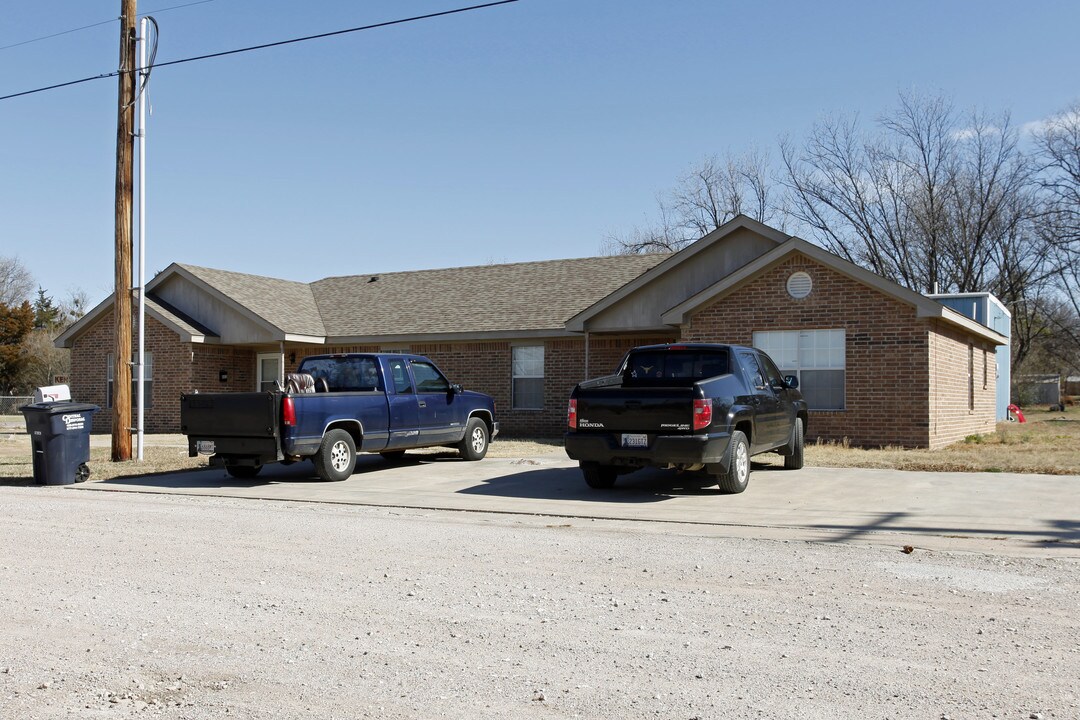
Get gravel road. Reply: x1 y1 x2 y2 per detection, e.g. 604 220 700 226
1 487 1077 719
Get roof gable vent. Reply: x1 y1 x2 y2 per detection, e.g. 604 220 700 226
786 271 812 299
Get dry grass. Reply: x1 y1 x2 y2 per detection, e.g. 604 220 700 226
2 408 1076 483
757 404 1080 475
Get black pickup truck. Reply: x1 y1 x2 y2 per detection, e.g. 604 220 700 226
181 353 498 481
564 343 807 493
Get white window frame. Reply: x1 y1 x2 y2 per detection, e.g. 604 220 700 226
511 345 544 410
753 329 846 411
257 352 282 392
106 352 153 409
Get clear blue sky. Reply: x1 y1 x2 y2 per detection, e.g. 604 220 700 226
2 0 1078 306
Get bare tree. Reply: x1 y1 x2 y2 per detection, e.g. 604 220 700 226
781 92 1038 295
1034 102 1080 247
0 256 34 306
606 149 781 254
1030 102 1080 373
60 288 90 327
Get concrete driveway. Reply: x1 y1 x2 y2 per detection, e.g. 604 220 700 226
70 450 1080 559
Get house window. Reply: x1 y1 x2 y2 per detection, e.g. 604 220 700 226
106 352 153 409
753 329 845 410
512 345 544 410
968 344 975 411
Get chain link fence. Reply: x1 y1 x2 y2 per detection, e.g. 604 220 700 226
0 396 33 415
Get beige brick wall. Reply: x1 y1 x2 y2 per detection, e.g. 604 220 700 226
681 254 933 448
927 322 997 449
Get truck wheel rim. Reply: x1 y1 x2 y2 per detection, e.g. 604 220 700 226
735 442 749 483
330 441 351 472
470 427 486 452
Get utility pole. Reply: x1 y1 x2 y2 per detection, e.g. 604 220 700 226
112 0 137 461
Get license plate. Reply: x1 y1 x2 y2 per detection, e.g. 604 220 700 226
621 434 649 448
196 440 216 455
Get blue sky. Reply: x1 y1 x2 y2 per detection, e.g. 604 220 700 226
2 0 1078 305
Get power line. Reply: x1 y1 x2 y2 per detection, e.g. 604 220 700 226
0 0 217 53
0 0 520 102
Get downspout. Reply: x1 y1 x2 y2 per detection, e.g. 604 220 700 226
584 331 590 379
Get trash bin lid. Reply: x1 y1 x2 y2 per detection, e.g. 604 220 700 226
20 401 100 415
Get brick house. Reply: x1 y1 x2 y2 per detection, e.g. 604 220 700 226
57 216 1006 448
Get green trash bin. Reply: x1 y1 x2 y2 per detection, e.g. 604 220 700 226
20 402 100 485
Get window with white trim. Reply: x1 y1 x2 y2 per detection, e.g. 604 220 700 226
753 329 845 410
106 352 153 409
512 345 544 410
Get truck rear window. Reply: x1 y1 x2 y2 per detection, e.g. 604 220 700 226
621 350 729 386
297 356 382 392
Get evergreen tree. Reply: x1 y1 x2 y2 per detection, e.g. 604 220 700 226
33 287 61 330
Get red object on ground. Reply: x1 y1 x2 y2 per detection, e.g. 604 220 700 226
1007 403 1026 423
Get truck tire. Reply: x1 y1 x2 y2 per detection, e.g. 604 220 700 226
225 464 262 479
581 462 617 489
458 417 489 461
783 418 805 470
715 430 750 494
315 429 356 482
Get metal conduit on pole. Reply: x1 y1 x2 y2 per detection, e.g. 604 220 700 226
136 16 149 461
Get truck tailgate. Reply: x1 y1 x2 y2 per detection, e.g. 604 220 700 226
180 392 283 462
181 392 280 437
576 386 698 434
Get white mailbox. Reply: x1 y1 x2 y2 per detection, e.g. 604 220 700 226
33 384 72 404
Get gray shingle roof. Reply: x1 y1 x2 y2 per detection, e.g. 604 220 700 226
171 254 670 339
176 264 327 337
310 254 671 337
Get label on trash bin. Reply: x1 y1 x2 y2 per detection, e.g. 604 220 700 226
61 413 86 431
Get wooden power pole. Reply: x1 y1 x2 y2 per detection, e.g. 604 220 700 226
112 0 137 461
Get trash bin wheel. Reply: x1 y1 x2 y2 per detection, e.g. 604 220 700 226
75 463 90 483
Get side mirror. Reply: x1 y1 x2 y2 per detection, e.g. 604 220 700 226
450 383 463 395
783 375 799 389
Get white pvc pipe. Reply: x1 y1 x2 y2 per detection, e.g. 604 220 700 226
136 17 148 461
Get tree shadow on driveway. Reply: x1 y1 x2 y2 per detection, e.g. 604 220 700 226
808 512 1080 550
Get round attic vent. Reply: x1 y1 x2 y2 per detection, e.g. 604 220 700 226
787 271 813 299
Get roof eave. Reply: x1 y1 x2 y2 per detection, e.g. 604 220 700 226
53 292 215 348
327 328 581 345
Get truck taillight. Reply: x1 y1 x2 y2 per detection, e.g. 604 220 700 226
693 398 712 430
283 396 297 427
567 399 577 430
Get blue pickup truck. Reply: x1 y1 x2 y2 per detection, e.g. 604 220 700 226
180 353 498 481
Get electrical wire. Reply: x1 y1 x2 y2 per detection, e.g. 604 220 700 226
0 0 216 53
0 0 520 103
129 16 160 108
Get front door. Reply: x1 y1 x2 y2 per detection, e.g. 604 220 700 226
256 353 281 392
